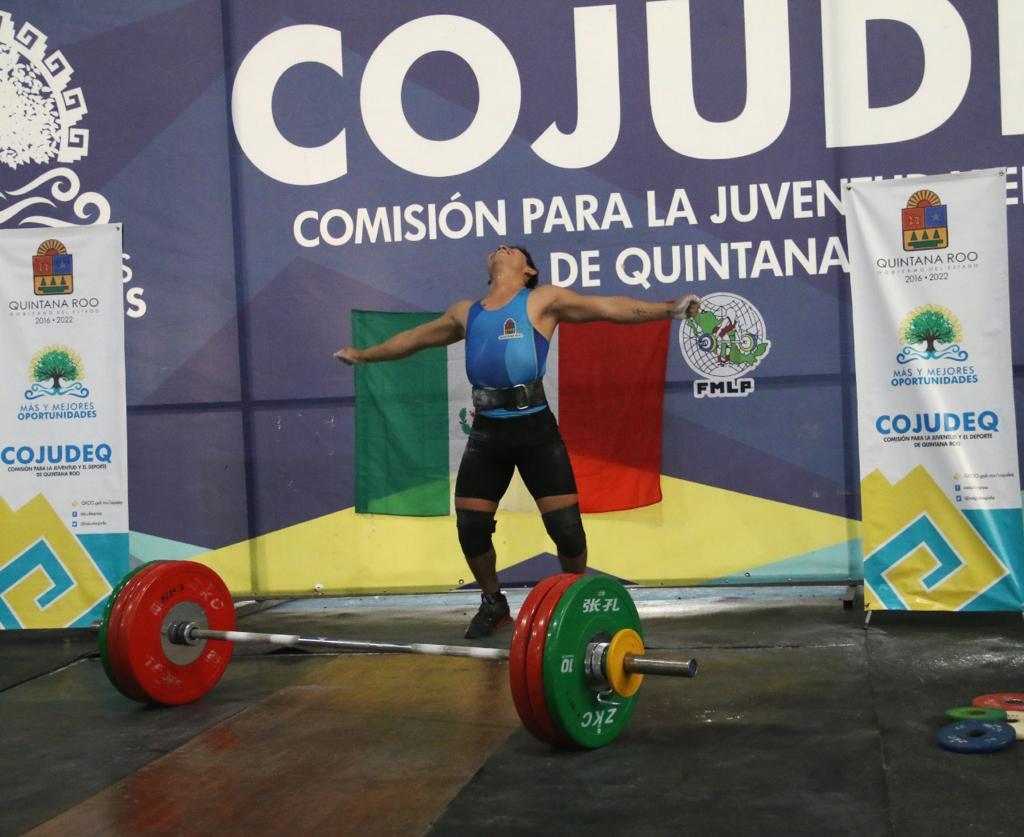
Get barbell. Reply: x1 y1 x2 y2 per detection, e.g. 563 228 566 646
97 560 697 748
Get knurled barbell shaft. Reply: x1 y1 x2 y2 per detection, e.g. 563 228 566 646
175 624 697 677
182 626 510 661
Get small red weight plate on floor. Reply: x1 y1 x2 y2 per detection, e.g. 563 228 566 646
973 693 1024 712
115 560 236 705
107 563 166 702
509 574 572 743
525 574 581 747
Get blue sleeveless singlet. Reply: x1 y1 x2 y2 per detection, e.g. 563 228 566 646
465 288 550 418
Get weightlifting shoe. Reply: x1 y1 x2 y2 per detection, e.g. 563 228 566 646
464 591 512 639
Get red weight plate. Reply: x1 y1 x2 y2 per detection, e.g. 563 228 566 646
973 693 1024 712
509 574 571 743
525 574 582 746
107 563 166 702
109 563 181 702
116 561 236 705
99 561 165 697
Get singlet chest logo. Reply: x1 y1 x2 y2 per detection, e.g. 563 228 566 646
497 317 525 341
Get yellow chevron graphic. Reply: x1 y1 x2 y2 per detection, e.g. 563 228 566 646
192 476 855 596
0 494 111 628
861 466 1007 611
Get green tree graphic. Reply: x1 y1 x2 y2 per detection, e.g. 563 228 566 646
904 309 955 353
32 348 79 390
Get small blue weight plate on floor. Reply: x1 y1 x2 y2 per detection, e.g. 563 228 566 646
937 721 1016 754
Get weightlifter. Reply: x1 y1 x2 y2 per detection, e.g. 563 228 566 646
336 245 699 639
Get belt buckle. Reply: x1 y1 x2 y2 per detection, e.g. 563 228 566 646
512 383 530 410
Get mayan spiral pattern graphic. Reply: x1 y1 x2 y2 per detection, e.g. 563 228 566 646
0 11 87 169
0 11 110 226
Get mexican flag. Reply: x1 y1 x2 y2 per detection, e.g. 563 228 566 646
353 311 671 516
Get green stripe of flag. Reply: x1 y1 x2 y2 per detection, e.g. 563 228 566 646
353 311 450 515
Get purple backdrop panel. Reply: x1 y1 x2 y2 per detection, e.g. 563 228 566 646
127 409 249 548
249 404 355 537
662 379 854 519
244 258 432 402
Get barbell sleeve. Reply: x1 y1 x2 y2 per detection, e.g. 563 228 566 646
623 655 698 678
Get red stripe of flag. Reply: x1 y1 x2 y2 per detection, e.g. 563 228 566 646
558 320 671 513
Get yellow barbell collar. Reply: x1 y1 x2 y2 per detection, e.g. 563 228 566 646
605 628 645 697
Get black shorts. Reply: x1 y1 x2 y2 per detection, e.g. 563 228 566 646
454 408 578 503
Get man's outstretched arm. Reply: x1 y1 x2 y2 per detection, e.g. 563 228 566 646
335 302 469 365
541 286 699 325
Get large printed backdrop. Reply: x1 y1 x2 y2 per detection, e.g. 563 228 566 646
1 1 1022 607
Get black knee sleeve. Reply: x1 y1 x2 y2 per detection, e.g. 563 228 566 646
541 504 586 559
456 508 496 558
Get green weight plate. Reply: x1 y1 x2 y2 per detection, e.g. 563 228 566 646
947 706 1008 722
98 561 163 696
542 574 642 748
525 575 579 747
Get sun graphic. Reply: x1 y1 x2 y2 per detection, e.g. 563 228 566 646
906 190 942 209
36 239 68 256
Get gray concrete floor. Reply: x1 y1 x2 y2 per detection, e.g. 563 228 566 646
2 588 1023 835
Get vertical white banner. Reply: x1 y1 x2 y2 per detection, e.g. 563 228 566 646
0 224 127 628
846 170 1024 611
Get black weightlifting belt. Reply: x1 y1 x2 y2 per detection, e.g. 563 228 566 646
471 379 547 411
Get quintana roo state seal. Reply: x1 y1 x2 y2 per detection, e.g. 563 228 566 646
0 10 109 226
678 293 771 398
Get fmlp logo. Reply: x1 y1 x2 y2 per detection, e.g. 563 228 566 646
901 190 948 251
679 293 771 398
32 239 73 295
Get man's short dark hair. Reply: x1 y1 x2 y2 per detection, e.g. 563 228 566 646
515 245 539 288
